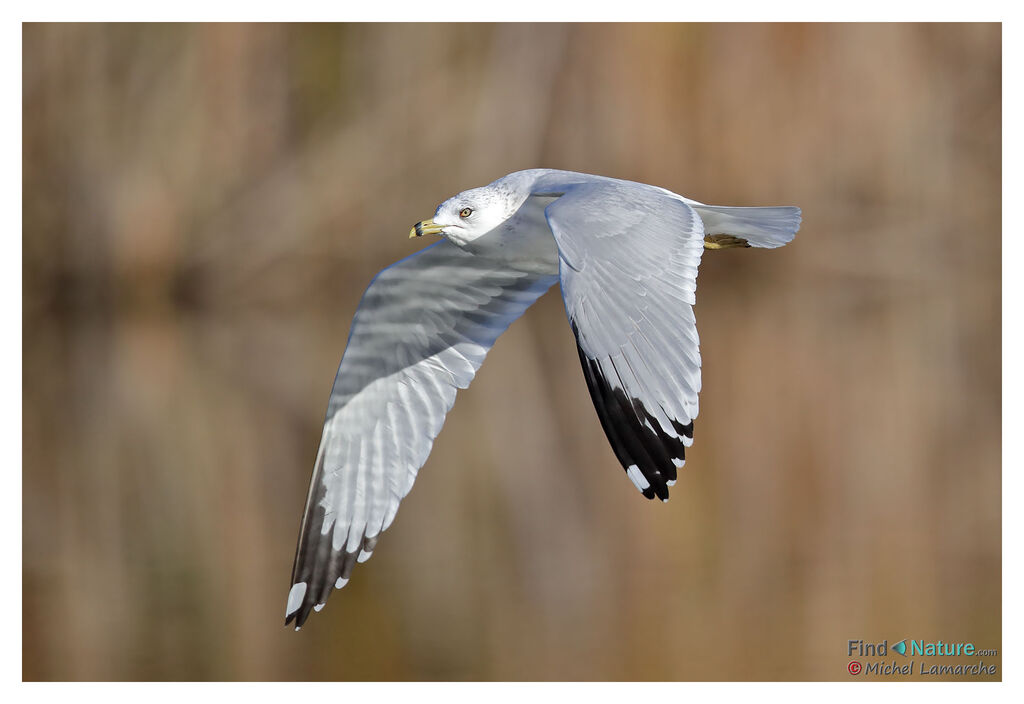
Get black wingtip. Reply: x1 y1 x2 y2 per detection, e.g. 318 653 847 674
286 601 314 631
571 319 693 502
652 481 669 502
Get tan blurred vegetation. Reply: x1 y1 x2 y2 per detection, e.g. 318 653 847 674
22 23 1000 681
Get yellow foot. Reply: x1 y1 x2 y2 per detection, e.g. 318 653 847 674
704 234 751 250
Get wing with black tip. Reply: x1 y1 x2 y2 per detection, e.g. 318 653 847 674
544 182 705 501
286 240 557 628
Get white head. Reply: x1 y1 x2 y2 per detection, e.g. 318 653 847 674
409 181 526 246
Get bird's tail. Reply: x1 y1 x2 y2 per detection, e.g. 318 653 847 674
691 204 802 249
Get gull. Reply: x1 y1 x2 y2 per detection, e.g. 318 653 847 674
285 169 801 628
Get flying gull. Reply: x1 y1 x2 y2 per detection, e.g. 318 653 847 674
286 169 801 628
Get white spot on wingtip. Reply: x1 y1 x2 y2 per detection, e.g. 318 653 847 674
295 626 301 632
314 603 325 612
666 479 677 486
661 498 669 503
357 549 373 563
335 577 349 589
286 582 307 616
671 458 685 468
626 464 649 491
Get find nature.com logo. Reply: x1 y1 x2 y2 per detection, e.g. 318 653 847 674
846 639 998 677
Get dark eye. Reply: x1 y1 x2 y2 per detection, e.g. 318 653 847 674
459 207 473 218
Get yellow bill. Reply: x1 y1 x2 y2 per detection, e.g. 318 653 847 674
409 219 445 239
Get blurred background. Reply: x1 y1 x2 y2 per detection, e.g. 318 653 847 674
23 23 1000 680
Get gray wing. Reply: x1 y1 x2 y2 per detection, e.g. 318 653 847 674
287 240 557 628
544 182 705 501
